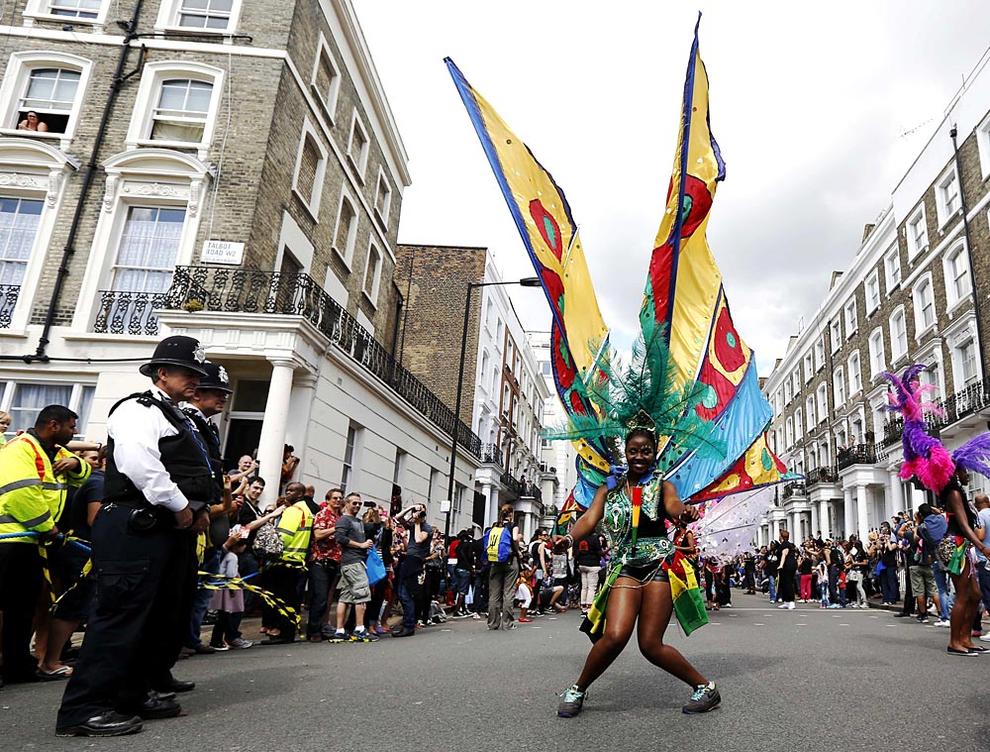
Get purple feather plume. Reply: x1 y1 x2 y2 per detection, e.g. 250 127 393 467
952 433 990 479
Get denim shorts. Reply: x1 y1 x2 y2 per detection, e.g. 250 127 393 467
453 567 471 595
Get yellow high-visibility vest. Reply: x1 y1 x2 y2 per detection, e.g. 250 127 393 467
276 500 312 565
0 433 91 542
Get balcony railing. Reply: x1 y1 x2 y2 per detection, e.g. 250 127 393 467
837 443 884 470
806 466 838 486
782 482 806 500
500 471 524 496
93 290 168 335
0 283 18 329
480 443 504 468
98 266 483 459
943 378 990 426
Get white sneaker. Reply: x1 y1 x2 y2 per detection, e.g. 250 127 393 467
777 603 788 609
980 634 990 642
933 619 951 627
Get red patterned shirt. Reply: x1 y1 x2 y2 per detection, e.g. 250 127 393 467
311 506 342 563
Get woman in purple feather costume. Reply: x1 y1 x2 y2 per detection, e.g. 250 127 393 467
884 365 990 656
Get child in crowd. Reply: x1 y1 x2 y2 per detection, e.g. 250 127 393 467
210 526 253 650
516 562 534 623
816 556 830 608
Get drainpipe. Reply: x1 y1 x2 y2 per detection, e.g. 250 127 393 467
30 2 146 361
949 125 986 373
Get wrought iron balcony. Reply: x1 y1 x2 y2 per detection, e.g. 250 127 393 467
97 266 484 459
943 378 990 426
0 283 18 329
93 290 167 335
782 482 806 500
806 466 838 486
837 443 884 470
500 471 524 496
480 443 504 467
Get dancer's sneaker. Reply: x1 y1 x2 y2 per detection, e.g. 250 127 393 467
682 681 721 714
557 685 587 718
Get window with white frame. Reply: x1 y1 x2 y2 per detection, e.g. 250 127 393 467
110 206 186 293
844 298 857 336
374 169 392 226
292 123 327 218
805 396 815 431
150 78 213 145
803 352 814 383
332 193 358 267
47 0 103 20
814 339 825 370
833 366 846 407
126 62 222 154
884 246 901 290
935 167 961 226
977 111 990 180
176 0 234 29
870 397 886 438
792 370 801 397
14 67 81 136
155 0 241 33
913 276 936 333
785 417 793 448
865 270 881 314
346 111 370 180
919 361 942 400
868 328 886 376
830 318 842 352
905 206 928 258
0 197 43 287
848 351 862 395
851 415 864 445
0 381 94 437
340 423 359 491
943 242 971 308
836 426 847 449
956 338 979 387
311 35 341 121
816 383 828 422
362 242 382 305
795 408 803 440
784 379 792 404
889 308 908 362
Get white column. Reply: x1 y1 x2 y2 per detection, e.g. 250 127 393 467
912 487 927 513
856 484 870 540
810 504 820 538
819 499 830 537
484 483 498 527
843 488 854 539
257 359 295 508
285 371 318 484
888 471 905 518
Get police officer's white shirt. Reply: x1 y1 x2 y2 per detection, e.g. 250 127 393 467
107 386 194 513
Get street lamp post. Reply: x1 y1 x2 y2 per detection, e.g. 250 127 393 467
443 277 542 542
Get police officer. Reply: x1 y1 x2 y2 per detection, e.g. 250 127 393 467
183 361 233 654
56 336 214 737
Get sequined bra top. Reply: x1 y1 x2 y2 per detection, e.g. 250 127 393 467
600 471 674 566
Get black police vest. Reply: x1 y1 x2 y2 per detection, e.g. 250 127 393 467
185 409 224 500
104 392 215 507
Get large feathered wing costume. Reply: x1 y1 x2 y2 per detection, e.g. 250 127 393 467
445 16 792 518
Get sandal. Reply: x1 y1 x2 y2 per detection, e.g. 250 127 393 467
36 665 73 680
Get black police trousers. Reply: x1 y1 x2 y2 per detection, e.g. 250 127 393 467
57 503 196 727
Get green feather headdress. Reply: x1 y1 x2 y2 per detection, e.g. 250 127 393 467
545 327 725 466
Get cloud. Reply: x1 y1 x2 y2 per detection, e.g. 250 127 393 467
356 0 990 375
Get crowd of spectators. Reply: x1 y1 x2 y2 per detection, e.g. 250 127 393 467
701 499 990 642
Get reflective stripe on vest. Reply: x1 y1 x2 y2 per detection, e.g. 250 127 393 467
0 510 52 527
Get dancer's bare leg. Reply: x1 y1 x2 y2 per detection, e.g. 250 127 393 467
574 580 640 691
636 580 707 687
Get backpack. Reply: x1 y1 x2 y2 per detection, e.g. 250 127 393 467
252 521 284 560
484 525 513 564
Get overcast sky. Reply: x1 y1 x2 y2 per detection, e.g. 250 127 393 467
356 1 990 374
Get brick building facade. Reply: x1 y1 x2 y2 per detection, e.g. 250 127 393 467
0 0 483 521
758 49 990 546
395 243 553 533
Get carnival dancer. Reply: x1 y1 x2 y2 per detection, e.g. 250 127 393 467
554 426 720 718
883 364 990 657
57 336 214 736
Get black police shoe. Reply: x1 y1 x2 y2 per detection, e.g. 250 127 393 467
56 711 143 737
129 691 182 720
154 677 195 693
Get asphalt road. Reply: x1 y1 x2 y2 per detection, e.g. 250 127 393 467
2 594 988 752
